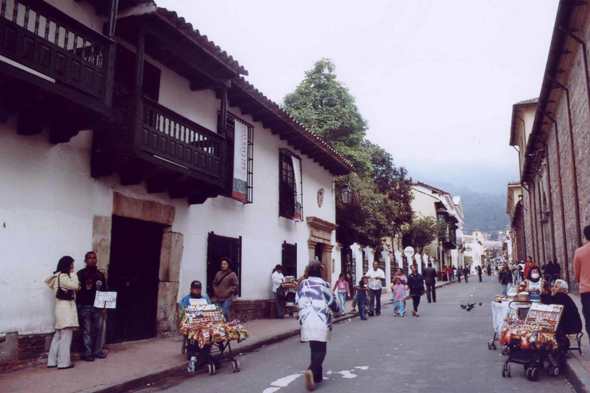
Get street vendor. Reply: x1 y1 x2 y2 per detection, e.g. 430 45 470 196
520 265 550 302
180 280 211 309
541 279 582 335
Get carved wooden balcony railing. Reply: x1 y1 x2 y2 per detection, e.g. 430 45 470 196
0 0 112 102
140 96 224 182
92 94 227 202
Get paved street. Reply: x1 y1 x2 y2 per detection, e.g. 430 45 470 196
133 277 575 393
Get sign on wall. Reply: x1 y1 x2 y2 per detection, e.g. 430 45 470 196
232 119 249 201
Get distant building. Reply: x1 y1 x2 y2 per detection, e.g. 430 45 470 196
410 182 465 276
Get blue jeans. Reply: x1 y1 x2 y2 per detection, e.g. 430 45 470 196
502 284 508 298
358 296 367 319
273 291 283 318
351 294 358 309
78 306 106 357
337 291 346 314
217 300 233 322
393 300 404 316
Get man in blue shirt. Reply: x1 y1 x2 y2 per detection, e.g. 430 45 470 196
180 280 211 309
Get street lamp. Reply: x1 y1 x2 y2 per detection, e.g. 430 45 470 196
340 183 352 204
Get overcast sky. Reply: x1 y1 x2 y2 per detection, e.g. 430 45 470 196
157 0 558 195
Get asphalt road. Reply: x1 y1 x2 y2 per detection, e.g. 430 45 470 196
133 276 575 393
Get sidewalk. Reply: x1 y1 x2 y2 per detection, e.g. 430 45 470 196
0 280 455 393
562 292 590 393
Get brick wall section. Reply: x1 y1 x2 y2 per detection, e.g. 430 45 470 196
523 12 590 291
230 299 273 322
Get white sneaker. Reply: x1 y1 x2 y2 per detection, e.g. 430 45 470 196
305 370 315 391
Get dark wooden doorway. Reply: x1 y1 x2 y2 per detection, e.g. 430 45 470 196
206 232 242 299
107 216 164 344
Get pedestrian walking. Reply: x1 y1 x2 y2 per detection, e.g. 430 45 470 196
477 265 483 282
523 256 535 279
271 264 285 319
45 256 80 369
76 251 108 362
296 260 339 391
552 261 562 285
391 277 406 316
365 261 385 316
442 266 448 281
423 262 437 303
498 263 513 298
463 266 469 283
542 260 553 283
354 277 369 320
574 225 590 339
449 265 455 281
407 265 425 317
212 257 239 322
457 266 462 283
333 273 351 315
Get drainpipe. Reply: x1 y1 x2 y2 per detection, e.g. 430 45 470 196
546 75 582 248
522 182 537 263
108 0 119 38
542 111 570 285
532 179 544 264
559 26 590 140
539 141 556 263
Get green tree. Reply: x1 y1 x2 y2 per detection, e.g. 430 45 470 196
401 215 443 254
283 59 414 249
283 59 372 176
365 140 413 239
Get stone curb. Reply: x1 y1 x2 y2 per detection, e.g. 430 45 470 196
565 354 590 393
79 280 457 393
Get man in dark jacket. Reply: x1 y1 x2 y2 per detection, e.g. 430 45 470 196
463 266 469 283
498 263 513 298
477 265 483 282
77 251 108 361
423 262 437 303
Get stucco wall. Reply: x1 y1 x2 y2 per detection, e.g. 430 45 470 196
0 96 338 335
44 0 106 34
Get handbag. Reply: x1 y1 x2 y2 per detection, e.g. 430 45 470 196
55 274 75 301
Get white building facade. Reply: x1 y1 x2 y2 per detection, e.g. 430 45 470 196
0 0 353 367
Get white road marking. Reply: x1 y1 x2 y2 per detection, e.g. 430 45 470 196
336 370 357 379
355 366 369 370
270 373 302 387
263 388 281 393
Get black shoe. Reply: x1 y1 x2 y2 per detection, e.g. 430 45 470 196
82 356 95 362
433 301 436 303
58 364 75 369
376 312 381 316
93 352 107 359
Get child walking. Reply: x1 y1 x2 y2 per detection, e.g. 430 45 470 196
391 277 406 316
354 277 369 320
333 273 351 314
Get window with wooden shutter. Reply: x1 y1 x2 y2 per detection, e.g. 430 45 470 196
282 242 297 278
279 149 302 219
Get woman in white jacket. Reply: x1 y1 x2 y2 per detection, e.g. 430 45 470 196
45 256 80 369
296 260 339 391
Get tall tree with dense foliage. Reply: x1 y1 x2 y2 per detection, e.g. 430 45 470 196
283 59 372 176
401 215 444 255
283 59 414 249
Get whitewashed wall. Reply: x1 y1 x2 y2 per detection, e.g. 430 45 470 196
0 74 337 336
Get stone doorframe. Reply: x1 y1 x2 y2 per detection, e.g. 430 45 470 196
306 216 338 285
92 192 184 337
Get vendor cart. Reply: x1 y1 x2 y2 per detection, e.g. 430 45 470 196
499 302 566 381
188 340 240 375
278 282 298 318
180 302 249 375
489 300 532 351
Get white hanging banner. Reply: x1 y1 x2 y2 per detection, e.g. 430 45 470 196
232 119 248 201
291 156 303 220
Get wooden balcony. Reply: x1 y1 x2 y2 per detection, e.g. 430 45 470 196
92 94 228 204
0 0 114 141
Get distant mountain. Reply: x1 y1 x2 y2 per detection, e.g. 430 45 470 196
414 178 510 234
